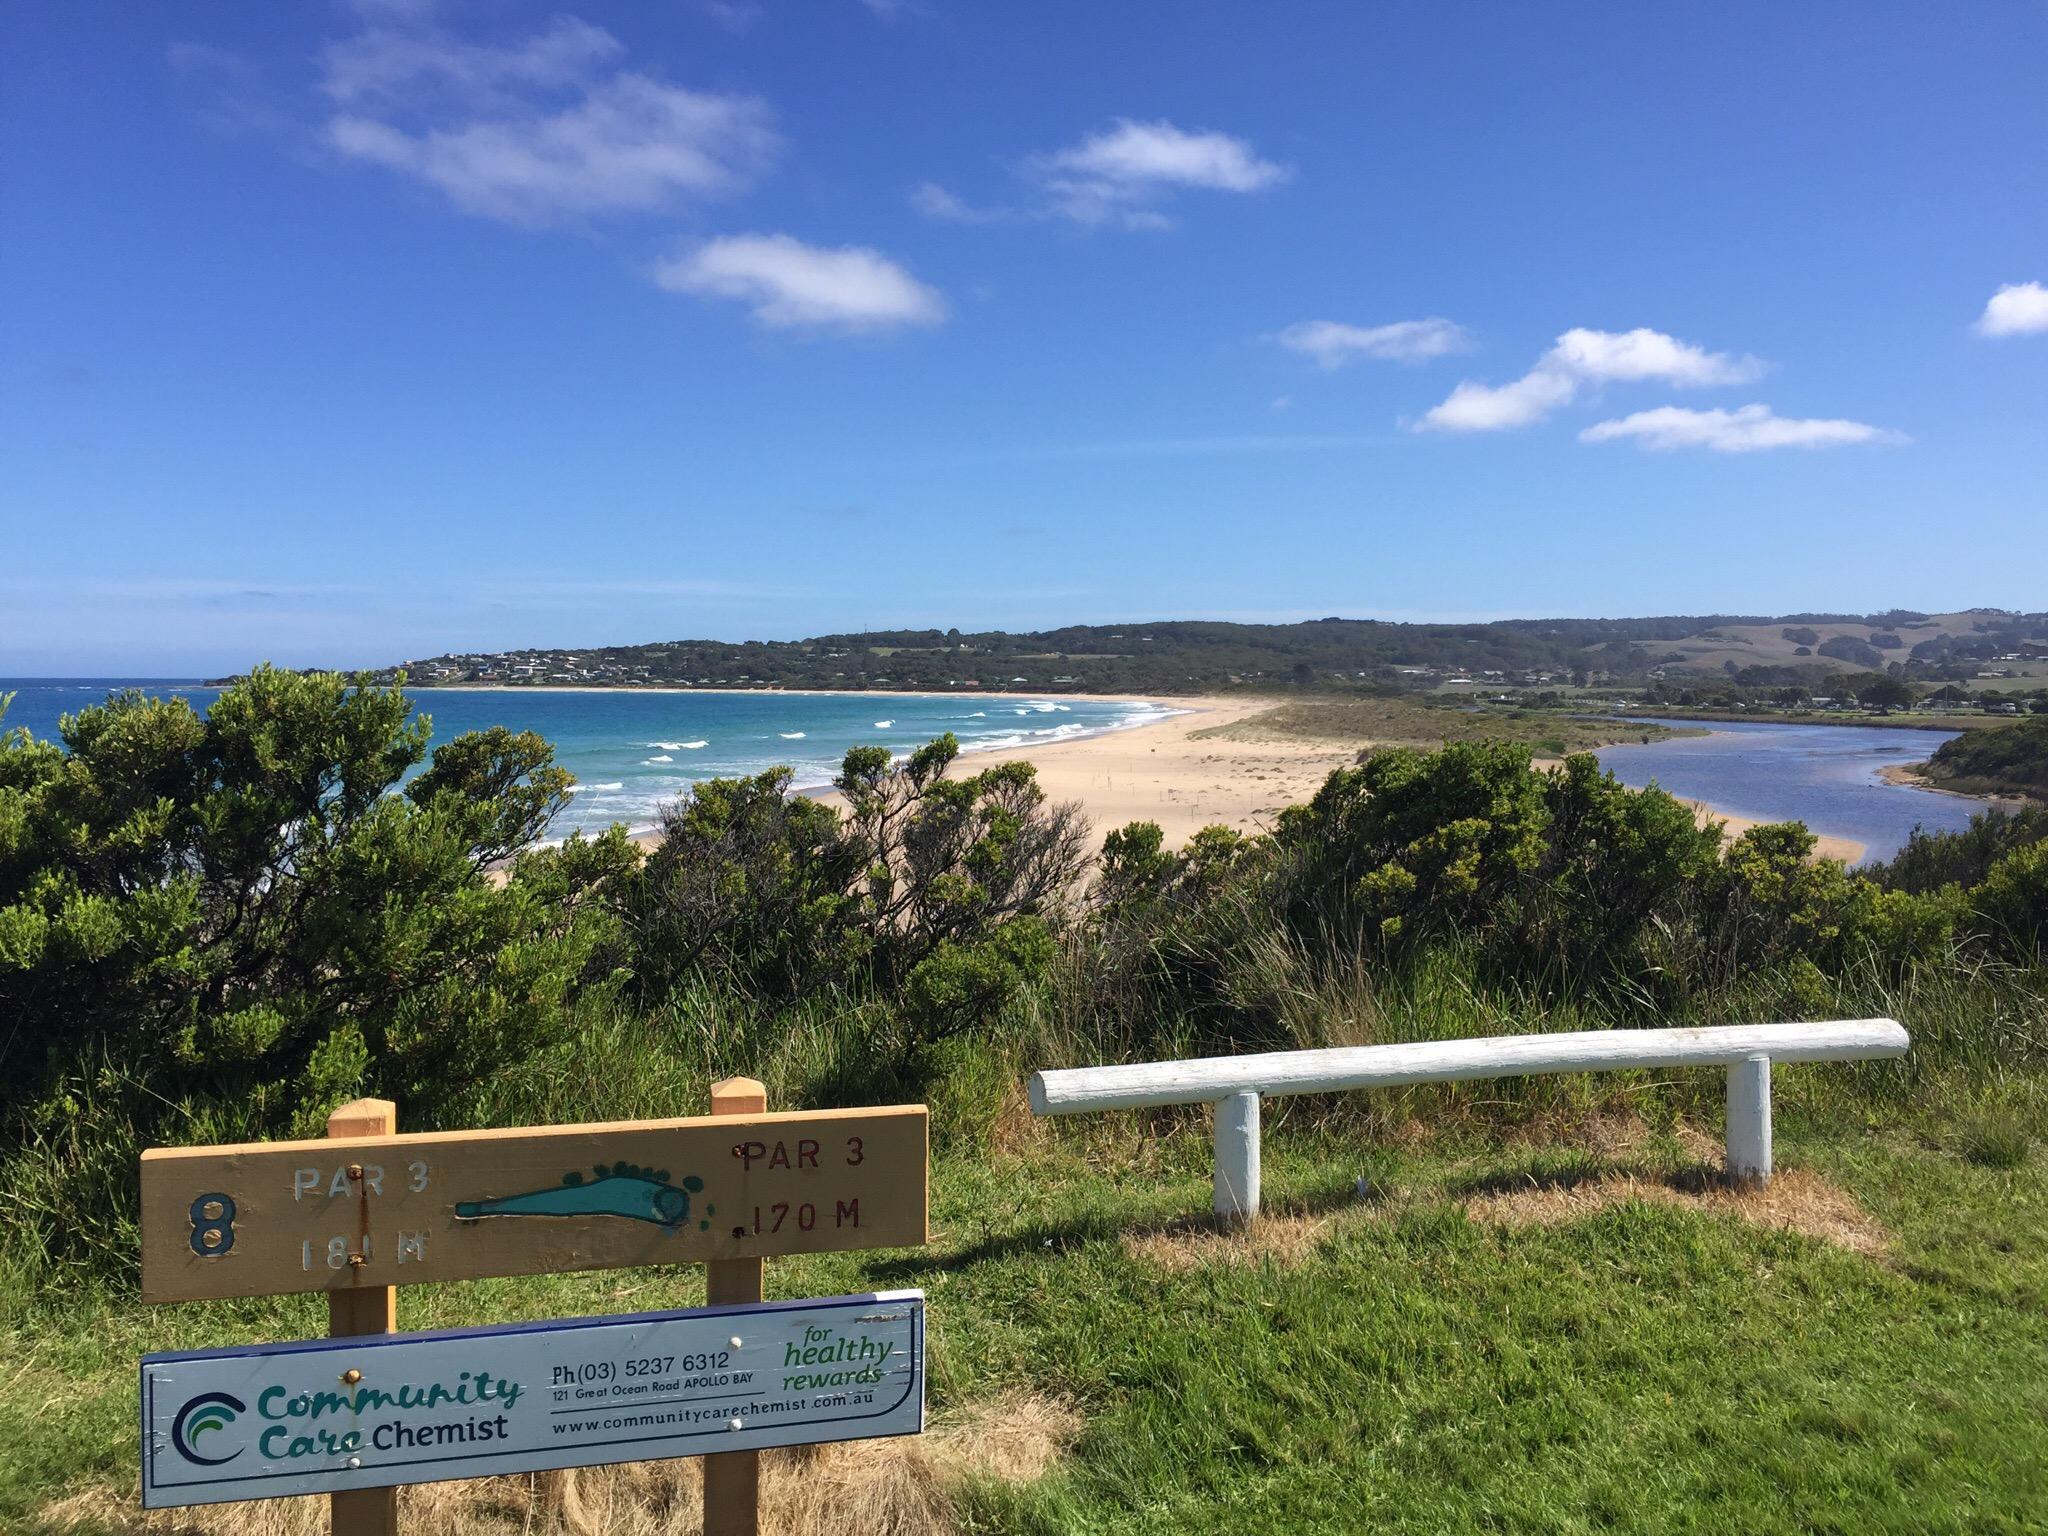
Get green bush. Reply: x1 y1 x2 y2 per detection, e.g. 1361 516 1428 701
631 734 1091 1005
629 765 870 1001
0 670 635 1272
1277 740 1551 942
1868 806 2048 893
1977 839 2048 959
900 914 1057 1046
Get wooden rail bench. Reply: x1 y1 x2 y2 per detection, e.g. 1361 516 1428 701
1027 1020 1910 1223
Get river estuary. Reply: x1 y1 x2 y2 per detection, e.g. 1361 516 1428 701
1592 717 1981 866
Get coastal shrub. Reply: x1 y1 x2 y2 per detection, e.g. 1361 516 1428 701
1077 821 1286 1049
630 765 871 1002
1523 751 1723 988
1921 715 2048 797
1074 744 2043 1057
837 734 1091 972
1869 807 2048 894
0 669 633 1270
1275 740 1551 941
1705 823 1872 974
1267 744 1725 994
1977 840 2048 960
899 915 1057 1047
629 734 1090 1007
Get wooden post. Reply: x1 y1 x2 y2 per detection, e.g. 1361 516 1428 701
703 1077 767 1536
1213 1090 1260 1226
1725 1054 1772 1186
326 1097 400 1536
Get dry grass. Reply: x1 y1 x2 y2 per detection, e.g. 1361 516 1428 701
1122 1211 1339 1274
37 1393 1080 1536
984 1081 1050 1160
1462 1166 1888 1257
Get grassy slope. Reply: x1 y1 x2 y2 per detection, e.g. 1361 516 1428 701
1194 696 1692 756
7 1103 2043 1534
1921 716 2048 799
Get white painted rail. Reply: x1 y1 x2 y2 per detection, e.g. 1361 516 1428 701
1027 1020 1908 1222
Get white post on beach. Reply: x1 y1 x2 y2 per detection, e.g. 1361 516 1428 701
1213 1090 1260 1225
1725 1053 1772 1186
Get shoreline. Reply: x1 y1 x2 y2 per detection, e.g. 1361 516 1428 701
807 695 1305 849
1676 798 1864 865
834 700 1871 862
1876 762 2033 809
569 696 1870 868
1617 707 1983 735
621 696 1214 853
403 683 1189 704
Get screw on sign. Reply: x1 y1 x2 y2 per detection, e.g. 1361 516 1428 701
138 1084 930 1536
139 1292 927 1509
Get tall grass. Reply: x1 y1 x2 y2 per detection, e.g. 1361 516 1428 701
5 901 2043 1307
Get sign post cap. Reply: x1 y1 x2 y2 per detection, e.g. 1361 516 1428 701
710 1078 768 1113
325 1098 398 1137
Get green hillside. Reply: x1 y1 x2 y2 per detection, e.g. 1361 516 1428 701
1923 715 2048 797
330 608 2048 695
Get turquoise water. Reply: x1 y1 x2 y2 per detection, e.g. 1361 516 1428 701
0 680 1178 838
1593 717 1975 865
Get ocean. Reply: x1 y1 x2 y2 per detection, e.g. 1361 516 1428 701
0 680 1180 839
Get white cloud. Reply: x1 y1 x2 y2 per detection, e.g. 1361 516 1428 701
910 181 1012 225
1975 281 2048 337
1279 318 1470 368
321 17 777 225
321 16 622 106
1422 370 1579 432
1548 327 1762 386
656 234 947 331
1046 119 1287 194
697 1 763 31
1037 120 1286 228
1418 326 1763 432
1579 404 1904 453
917 118 1285 231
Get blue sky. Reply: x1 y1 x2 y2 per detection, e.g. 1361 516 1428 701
4 1 2045 675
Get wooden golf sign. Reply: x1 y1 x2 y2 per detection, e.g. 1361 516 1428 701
141 1104 927 1304
139 1085 931 1536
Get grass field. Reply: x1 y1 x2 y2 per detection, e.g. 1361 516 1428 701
8 1073 2043 1534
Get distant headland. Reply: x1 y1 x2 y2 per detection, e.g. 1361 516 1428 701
212 607 2048 700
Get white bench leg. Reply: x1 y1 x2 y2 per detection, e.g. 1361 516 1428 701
1726 1053 1772 1186
1214 1090 1261 1225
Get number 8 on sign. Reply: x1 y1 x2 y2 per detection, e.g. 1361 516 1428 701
188 1193 236 1257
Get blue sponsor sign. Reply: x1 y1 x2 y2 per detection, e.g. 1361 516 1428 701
141 1291 923 1508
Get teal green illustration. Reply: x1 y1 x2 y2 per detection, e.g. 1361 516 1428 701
454 1162 714 1232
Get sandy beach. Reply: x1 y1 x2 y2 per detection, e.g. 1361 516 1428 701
1876 761 2029 805
778 696 1334 850
1676 800 1862 864
812 695 1871 863
941 695 1356 846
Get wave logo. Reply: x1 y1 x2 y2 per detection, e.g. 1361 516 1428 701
170 1392 246 1465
